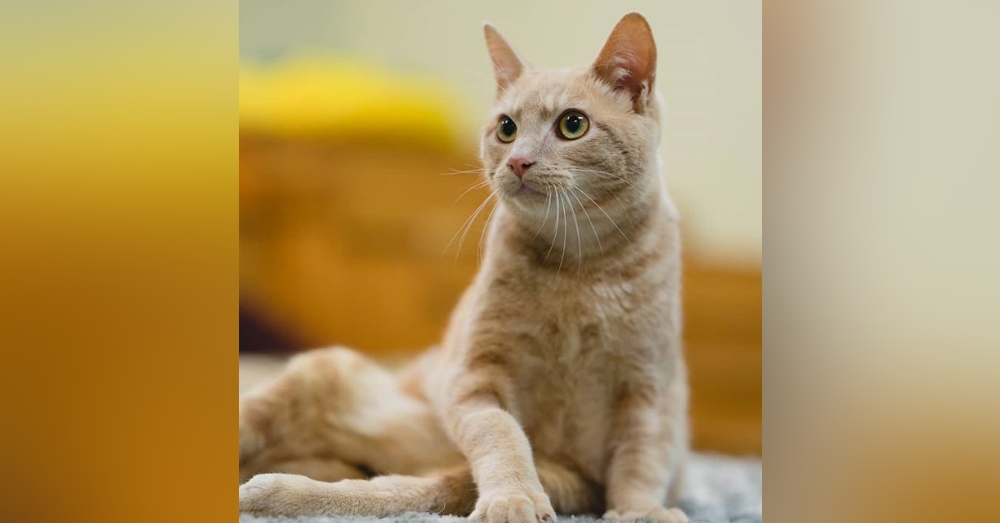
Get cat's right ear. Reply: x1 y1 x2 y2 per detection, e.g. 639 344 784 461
483 23 527 94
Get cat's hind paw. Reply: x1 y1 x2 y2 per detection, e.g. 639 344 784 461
239 473 313 516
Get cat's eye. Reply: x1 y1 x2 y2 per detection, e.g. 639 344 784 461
496 116 517 143
557 110 590 140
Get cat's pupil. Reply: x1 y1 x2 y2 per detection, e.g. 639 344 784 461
501 118 516 136
565 115 581 133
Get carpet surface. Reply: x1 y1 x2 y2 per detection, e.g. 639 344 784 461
239 452 761 523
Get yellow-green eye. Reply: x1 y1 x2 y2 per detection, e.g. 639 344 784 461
497 116 517 143
557 111 590 140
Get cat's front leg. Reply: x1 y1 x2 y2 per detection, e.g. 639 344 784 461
602 377 689 523
441 362 555 523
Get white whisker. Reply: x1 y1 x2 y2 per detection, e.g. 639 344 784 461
570 169 637 213
477 197 500 264
454 191 497 263
532 189 553 241
545 193 561 262
450 180 492 207
570 188 603 256
556 191 568 278
443 191 496 260
574 187 634 246
566 192 583 269
573 168 637 189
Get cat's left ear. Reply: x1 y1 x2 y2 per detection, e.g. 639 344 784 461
484 23 528 95
592 12 657 112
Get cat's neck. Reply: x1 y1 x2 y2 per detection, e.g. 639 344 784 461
492 178 674 270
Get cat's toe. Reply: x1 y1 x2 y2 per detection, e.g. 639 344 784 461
470 489 556 523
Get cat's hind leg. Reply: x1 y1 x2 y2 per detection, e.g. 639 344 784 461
239 457 601 518
240 466 477 518
239 346 461 484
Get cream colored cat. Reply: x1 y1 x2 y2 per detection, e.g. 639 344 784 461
239 12 689 523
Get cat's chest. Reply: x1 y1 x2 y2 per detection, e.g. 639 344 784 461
512 282 642 481
516 273 662 376
517 337 616 481
526 276 650 353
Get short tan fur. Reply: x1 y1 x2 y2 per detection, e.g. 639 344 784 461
240 13 689 523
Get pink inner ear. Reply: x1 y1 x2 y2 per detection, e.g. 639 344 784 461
617 50 648 94
593 13 657 104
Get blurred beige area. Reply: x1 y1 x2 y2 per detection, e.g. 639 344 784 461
240 1 760 456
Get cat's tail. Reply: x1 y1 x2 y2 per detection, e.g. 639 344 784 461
240 459 603 517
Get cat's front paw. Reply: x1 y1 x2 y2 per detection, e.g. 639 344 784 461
603 507 688 523
470 488 556 523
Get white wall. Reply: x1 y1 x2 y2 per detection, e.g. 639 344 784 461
242 0 761 266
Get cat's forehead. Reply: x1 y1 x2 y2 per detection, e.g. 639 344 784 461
494 68 599 118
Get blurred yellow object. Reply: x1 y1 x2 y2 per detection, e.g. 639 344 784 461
240 54 462 151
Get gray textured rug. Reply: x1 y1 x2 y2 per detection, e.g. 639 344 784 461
239 453 761 523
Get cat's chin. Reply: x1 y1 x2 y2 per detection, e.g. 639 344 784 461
515 183 545 199
502 184 549 214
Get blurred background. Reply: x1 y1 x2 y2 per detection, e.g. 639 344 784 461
239 1 761 456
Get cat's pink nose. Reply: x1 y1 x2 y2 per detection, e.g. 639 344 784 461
508 157 535 179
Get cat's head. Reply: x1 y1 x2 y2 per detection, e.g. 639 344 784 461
480 13 662 223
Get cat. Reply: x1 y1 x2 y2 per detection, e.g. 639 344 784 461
239 12 689 523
